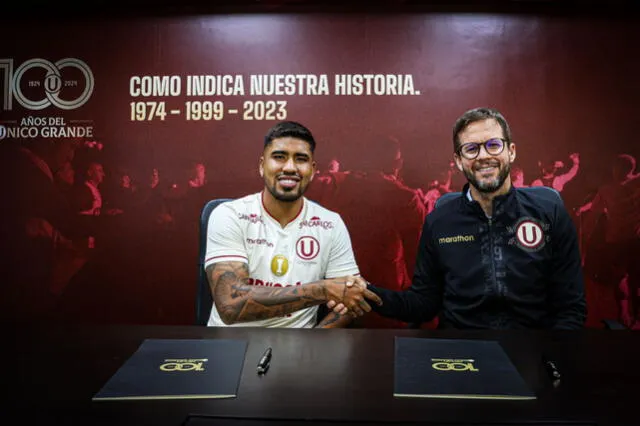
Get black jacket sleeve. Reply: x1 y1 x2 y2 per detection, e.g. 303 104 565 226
369 218 444 324
548 198 587 329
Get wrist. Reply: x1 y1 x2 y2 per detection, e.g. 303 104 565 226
319 280 329 302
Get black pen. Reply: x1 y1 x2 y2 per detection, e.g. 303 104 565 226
542 355 561 385
257 347 272 375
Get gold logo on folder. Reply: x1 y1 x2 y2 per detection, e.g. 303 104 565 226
431 358 479 372
159 358 208 372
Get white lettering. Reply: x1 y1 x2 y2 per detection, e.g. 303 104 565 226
40 126 93 138
130 75 181 97
250 74 328 96
334 74 416 95
186 75 244 96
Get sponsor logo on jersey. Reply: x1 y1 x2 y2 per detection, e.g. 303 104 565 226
299 215 334 230
438 234 475 244
246 237 273 247
247 277 301 287
238 213 264 224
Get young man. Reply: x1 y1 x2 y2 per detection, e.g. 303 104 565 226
205 121 381 328
336 107 586 329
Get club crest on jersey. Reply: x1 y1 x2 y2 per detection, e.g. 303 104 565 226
296 236 320 260
511 217 549 252
271 254 289 276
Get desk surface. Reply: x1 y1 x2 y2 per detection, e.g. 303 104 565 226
6 325 639 426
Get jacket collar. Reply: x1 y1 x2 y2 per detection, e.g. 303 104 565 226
460 183 518 220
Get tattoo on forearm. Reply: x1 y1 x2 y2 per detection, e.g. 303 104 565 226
316 311 352 329
206 262 327 324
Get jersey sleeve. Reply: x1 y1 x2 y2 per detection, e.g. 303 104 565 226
323 214 360 278
204 203 248 269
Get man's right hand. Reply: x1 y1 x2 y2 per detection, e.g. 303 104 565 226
323 276 382 317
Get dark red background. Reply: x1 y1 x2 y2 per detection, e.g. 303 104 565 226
1 6 638 328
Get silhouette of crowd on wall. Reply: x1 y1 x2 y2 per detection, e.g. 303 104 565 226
1 135 638 329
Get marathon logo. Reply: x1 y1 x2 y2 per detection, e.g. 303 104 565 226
246 238 273 247
238 213 264 224
438 234 475 244
299 216 334 230
247 278 302 288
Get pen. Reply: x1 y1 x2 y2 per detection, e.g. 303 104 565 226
542 355 561 385
257 347 272 375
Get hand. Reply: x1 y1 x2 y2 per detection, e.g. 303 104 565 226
326 276 381 317
569 152 580 163
324 276 381 317
326 276 365 314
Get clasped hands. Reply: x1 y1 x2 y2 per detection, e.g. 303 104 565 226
324 276 381 317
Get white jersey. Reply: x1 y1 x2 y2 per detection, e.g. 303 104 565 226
205 192 360 328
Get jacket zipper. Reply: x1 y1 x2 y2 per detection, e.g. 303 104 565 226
487 217 502 297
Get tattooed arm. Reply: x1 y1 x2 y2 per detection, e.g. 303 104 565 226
206 261 381 325
315 311 353 328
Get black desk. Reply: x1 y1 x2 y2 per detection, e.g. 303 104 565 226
7 325 639 426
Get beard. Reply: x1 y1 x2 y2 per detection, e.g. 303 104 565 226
463 161 511 194
265 175 307 202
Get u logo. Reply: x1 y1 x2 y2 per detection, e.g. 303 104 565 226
1 57 94 111
296 236 320 260
516 220 544 249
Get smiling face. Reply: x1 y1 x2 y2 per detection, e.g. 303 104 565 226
454 118 516 195
260 137 316 203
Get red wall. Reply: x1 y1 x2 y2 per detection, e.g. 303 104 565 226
1 13 638 328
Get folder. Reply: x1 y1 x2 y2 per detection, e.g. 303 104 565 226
394 337 536 400
93 338 247 401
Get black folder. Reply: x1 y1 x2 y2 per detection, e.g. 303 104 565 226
394 337 536 400
93 338 247 401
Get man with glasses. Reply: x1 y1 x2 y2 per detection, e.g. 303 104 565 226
332 107 586 329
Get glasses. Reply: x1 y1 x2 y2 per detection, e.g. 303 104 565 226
457 138 507 160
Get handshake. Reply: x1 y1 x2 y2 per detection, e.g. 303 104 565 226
323 276 382 317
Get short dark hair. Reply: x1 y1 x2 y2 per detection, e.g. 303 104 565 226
452 107 511 153
264 121 316 153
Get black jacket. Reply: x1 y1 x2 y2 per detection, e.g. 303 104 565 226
370 184 586 329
